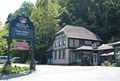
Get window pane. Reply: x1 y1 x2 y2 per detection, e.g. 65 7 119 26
62 36 66 45
74 39 79 47
54 51 57 60
62 49 66 59
85 40 92 45
58 50 61 59
55 39 57 47
69 39 74 47
80 40 84 46
59 38 62 46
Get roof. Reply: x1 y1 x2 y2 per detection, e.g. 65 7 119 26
100 53 108 56
98 44 113 50
108 52 114 55
100 52 114 56
56 25 102 41
75 46 94 51
109 41 120 46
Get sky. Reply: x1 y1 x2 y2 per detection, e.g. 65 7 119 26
0 0 37 25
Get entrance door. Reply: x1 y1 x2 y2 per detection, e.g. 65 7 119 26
93 53 98 65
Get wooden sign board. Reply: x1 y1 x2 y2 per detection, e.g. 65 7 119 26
10 15 35 40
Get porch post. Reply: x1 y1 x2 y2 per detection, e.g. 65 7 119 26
114 46 116 63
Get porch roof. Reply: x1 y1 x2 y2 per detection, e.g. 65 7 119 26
108 52 114 55
97 44 113 50
100 53 108 56
109 41 120 46
75 45 94 51
100 52 114 56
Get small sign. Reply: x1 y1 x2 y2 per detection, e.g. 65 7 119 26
14 42 28 50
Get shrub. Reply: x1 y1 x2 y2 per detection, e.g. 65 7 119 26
0 64 29 75
110 63 117 67
101 61 111 66
10 65 29 74
101 61 120 67
0 68 2 75
116 62 120 67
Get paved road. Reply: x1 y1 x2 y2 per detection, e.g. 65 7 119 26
0 65 120 81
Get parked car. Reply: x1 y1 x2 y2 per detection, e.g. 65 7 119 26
0 56 12 63
12 57 24 63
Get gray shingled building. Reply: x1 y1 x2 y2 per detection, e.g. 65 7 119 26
47 25 102 65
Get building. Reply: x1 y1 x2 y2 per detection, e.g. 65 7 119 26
47 25 102 65
98 44 114 64
97 41 120 65
110 41 120 63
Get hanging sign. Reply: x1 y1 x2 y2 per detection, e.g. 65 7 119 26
14 42 28 50
9 15 35 40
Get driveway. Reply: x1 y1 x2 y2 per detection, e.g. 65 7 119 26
0 65 120 81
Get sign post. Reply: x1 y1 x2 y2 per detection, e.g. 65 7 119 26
4 14 36 71
7 38 11 64
30 40 35 70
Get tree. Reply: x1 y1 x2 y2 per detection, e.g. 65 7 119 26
19 1 34 16
30 0 63 63
62 0 120 43
6 1 34 24
0 21 2 30
0 24 8 55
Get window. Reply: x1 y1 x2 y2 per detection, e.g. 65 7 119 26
62 49 66 59
69 39 74 47
85 40 92 45
59 38 62 46
96 42 100 46
54 51 57 60
80 40 84 46
58 50 61 59
62 36 66 45
74 39 79 47
55 39 58 47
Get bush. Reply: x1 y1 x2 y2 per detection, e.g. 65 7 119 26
109 62 120 67
0 64 29 75
116 62 120 67
101 61 120 67
10 65 29 74
0 68 2 75
101 61 111 66
110 63 117 67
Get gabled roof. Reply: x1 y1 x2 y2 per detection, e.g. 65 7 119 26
56 25 102 41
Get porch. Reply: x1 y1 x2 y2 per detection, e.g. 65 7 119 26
73 45 99 66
